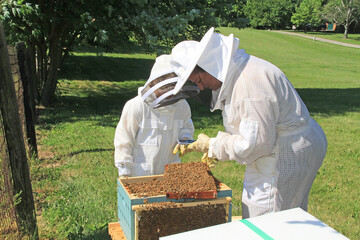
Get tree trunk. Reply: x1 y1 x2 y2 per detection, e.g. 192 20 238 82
39 33 63 106
344 24 349 38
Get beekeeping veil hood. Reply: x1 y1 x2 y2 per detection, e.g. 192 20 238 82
141 54 200 108
171 27 240 93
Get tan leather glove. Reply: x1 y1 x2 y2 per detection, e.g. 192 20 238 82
187 133 210 153
201 153 218 168
172 143 187 157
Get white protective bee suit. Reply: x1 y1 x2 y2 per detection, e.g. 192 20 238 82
114 55 195 177
171 28 327 218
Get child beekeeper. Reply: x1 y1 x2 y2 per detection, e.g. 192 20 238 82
114 54 199 178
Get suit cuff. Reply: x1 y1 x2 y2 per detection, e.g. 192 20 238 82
117 166 131 177
208 137 216 158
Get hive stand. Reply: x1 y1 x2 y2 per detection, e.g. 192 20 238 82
108 222 126 240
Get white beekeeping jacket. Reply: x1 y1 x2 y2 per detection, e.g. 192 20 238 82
114 88 194 177
170 27 327 218
208 49 327 218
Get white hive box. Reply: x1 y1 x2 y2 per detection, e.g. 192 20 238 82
160 207 350 240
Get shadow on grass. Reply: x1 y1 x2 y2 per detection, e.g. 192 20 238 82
60 55 155 82
37 87 360 131
67 148 114 157
73 42 172 55
297 88 360 115
68 227 111 240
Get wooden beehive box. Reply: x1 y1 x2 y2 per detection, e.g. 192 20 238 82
117 175 232 240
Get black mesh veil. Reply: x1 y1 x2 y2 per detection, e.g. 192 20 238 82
141 56 199 108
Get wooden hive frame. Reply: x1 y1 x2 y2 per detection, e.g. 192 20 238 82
132 197 232 240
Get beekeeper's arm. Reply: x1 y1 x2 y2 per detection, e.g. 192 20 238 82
179 100 195 140
190 69 280 165
209 97 278 165
114 98 142 177
173 100 195 156
211 64 282 163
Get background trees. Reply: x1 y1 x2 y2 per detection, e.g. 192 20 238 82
323 0 360 38
291 0 324 33
244 0 295 29
2 0 115 106
2 0 360 106
1 0 217 106
210 0 248 28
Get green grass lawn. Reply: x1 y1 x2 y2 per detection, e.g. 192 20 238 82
33 28 360 239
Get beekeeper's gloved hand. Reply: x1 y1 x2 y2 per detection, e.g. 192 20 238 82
172 143 187 157
119 175 129 179
201 153 218 168
187 133 210 153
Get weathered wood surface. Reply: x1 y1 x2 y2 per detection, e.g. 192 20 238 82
108 222 126 240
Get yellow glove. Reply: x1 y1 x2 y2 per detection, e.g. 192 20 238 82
201 153 218 168
172 143 187 157
187 133 210 153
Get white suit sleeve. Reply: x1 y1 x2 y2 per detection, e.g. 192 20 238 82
209 61 281 165
179 100 195 140
209 98 278 165
114 98 142 176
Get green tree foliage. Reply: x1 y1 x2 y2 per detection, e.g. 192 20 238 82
323 0 360 38
1 0 217 106
291 0 324 32
244 0 295 29
210 0 248 28
107 0 219 47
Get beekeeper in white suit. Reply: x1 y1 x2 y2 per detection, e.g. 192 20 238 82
170 28 327 218
114 54 198 177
